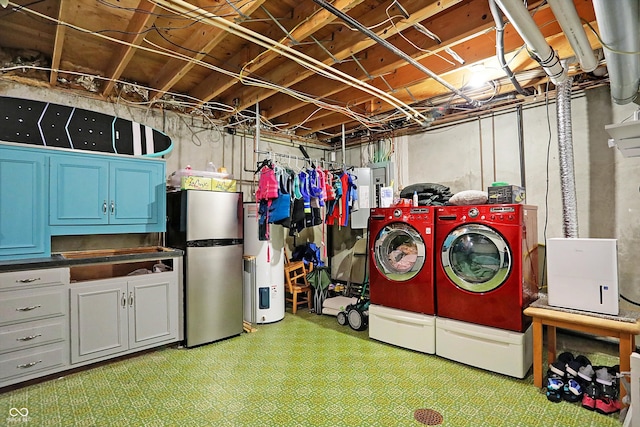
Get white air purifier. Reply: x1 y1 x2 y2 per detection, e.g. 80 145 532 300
546 238 619 315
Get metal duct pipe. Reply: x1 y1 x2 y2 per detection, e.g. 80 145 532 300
593 0 640 104
556 76 579 238
494 0 567 85
516 105 526 189
488 0 528 95
311 0 480 108
548 0 598 73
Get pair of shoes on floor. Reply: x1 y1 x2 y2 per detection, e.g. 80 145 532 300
546 352 590 403
582 365 622 415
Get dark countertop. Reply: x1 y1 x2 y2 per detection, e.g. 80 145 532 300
0 247 184 272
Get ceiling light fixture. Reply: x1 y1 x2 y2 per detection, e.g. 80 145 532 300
468 64 489 88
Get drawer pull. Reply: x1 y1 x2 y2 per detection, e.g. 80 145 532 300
15 305 42 312
17 360 42 369
16 334 42 341
16 277 40 283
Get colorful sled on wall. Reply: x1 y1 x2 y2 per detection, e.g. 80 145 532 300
0 96 173 157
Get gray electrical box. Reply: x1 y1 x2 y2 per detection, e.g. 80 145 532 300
350 167 372 229
370 161 394 208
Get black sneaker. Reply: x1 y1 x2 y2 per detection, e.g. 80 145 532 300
575 355 595 389
582 381 599 410
549 351 574 378
546 370 564 403
562 377 583 403
594 366 621 415
563 355 589 402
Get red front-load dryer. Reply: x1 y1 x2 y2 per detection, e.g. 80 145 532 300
434 204 539 332
368 206 435 314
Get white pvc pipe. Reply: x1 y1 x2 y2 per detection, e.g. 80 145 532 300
548 0 598 72
494 0 567 84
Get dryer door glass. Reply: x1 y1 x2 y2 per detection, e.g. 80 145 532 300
441 224 511 292
373 223 426 281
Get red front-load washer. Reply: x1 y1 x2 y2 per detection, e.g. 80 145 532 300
434 204 539 332
368 206 435 314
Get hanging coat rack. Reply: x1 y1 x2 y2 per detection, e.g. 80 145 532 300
254 149 353 171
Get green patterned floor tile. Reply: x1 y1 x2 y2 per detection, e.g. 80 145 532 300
0 310 623 426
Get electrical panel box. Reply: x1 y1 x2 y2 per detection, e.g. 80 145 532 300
350 167 372 229
370 161 394 208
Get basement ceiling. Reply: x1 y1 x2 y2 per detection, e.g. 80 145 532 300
0 0 606 145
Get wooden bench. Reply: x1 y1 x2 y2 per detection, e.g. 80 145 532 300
524 306 640 401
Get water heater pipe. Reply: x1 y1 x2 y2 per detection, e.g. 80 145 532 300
548 0 598 72
494 0 567 85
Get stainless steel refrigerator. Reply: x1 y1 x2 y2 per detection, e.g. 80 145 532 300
166 190 244 347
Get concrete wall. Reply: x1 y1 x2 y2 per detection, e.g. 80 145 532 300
4 81 640 307
400 85 640 308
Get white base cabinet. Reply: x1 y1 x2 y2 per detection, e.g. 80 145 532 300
0 268 70 388
0 254 181 388
70 268 179 365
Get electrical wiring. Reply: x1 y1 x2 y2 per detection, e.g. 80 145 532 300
9 1 380 131
4 0 488 139
143 4 427 131
6 2 396 132
542 79 551 290
97 0 242 20
582 18 640 55
0 0 43 18
384 7 456 67
151 0 432 126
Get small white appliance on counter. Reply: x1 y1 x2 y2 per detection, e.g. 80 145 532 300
546 237 619 315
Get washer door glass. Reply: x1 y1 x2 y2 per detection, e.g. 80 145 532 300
441 224 511 293
374 223 426 281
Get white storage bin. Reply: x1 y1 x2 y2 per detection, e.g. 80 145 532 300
435 317 532 378
369 304 436 354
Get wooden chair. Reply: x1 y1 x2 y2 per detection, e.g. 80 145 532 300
283 252 313 314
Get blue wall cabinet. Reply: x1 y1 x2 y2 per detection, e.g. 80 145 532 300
0 145 49 260
49 153 165 235
49 155 109 226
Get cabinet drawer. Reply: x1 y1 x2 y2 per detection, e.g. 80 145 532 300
0 318 66 353
0 288 67 325
0 268 70 291
0 343 67 382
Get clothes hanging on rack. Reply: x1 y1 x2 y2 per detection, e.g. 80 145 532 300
326 170 356 227
256 161 278 241
255 156 358 239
